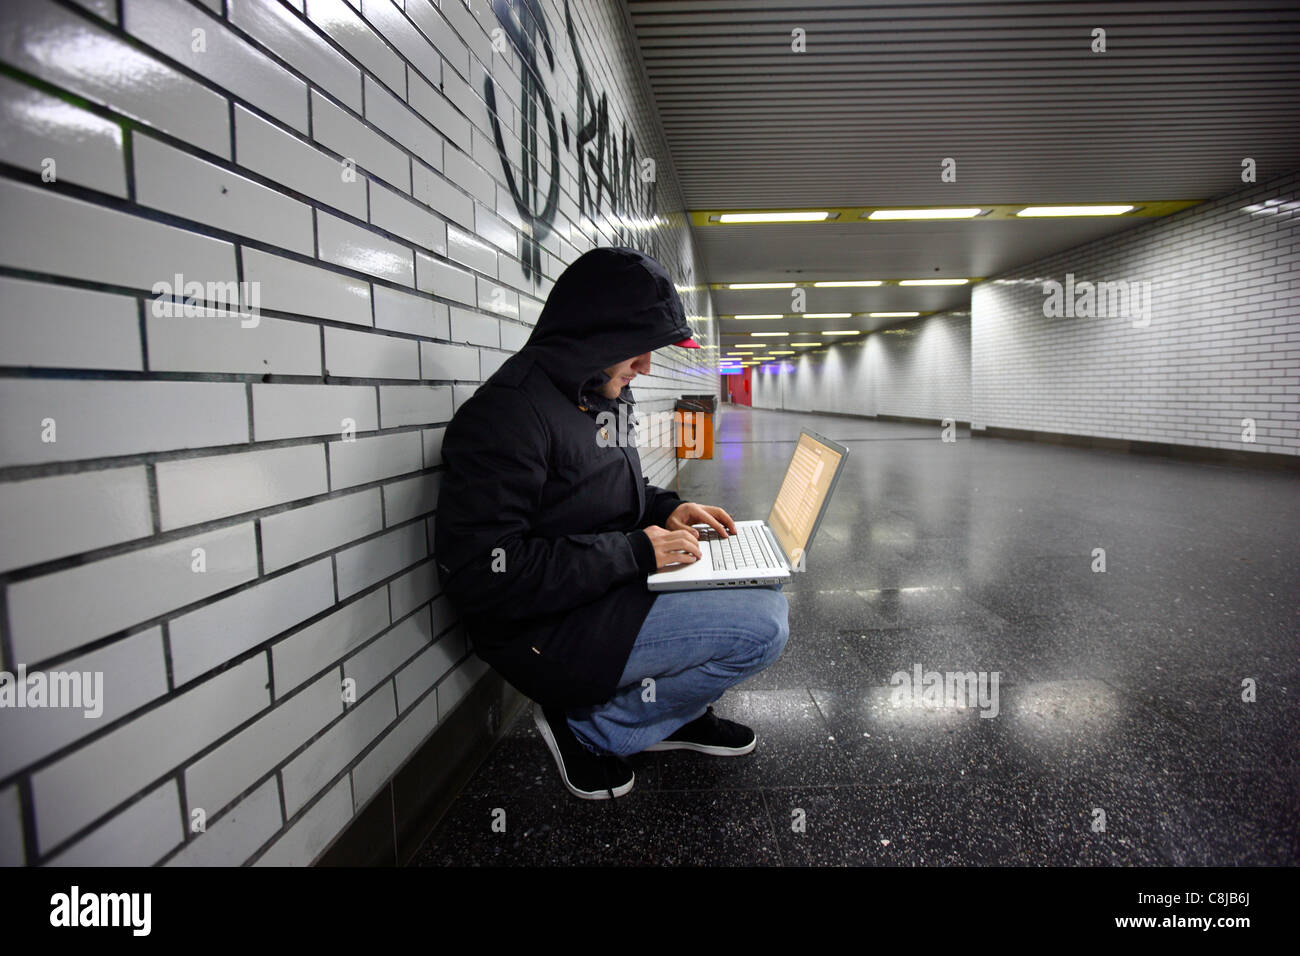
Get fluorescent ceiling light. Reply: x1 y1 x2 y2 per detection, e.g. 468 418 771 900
898 279 969 286
769 350 795 355
733 314 784 320
728 282 796 289
750 331 789 337
870 311 920 318
867 208 982 220
822 330 861 335
1016 205 1134 217
718 211 830 223
802 312 853 318
790 341 822 346
813 280 881 287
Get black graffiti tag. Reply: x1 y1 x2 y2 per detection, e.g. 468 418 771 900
484 0 665 282
484 0 560 282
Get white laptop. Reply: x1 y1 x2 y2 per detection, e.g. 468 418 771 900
647 429 849 592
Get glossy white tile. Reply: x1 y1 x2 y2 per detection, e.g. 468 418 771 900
0 276 141 372
229 0 362 112
0 178 236 295
312 90 410 192
0 467 152 575
155 443 328 531
135 132 314 254
7 522 258 665
241 246 374 326
234 106 367 220
30 654 268 852
318 209 415 286
0 72 126 196
124 0 309 133
304 0 405 92
0 0 229 157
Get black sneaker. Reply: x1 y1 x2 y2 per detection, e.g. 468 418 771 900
533 702 634 799
643 705 757 756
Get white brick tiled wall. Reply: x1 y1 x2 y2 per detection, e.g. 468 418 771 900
184 670 342 820
0 277 141 370
310 91 411 191
1 0 232 158
46 780 185 867
147 306 325 376
0 627 168 779
0 73 127 198
30 653 269 852
134 133 317 254
168 557 335 686
972 171 1300 455
343 610 431 702
9 523 260 663
229 0 363 113
124 0 312 135
0 179 238 290
242 246 374 326
755 171 1297 459
752 313 972 424
155 444 328 530
389 561 440 621
0 785 22 865
394 630 461 713
252 776 351 867
164 777 282 867
328 430 423 489
351 687 440 806
271 589 391 699
0 0 717 865
280 681 394 818
0 468 154 575
261 488 384 573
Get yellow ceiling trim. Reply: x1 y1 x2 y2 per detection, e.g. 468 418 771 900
721 311 943 320
711 282 985 291
691 200 1203 228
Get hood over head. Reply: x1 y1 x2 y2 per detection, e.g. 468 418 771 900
518 247 700 406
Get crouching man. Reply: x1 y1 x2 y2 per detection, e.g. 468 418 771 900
434 247 789 799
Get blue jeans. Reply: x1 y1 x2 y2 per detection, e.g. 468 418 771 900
564 583 789 757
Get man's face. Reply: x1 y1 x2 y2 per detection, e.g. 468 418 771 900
598 352 652 399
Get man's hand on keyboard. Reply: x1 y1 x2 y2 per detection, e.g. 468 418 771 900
665 502 736 538
644 525 704 569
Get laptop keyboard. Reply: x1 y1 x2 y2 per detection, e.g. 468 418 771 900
698 525 777 571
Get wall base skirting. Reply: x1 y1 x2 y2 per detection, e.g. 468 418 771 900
316 672 527 867
751 407 1298 471
975 425 1300 471
875 413 972 428
755 408 971 428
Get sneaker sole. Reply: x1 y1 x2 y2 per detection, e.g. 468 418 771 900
532 702 634 800
643 736 757 756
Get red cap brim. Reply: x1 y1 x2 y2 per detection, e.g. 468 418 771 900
674 337 702 348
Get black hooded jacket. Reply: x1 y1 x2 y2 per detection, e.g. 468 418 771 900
433 247 698 707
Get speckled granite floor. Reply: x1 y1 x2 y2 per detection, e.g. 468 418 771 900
411 407 1300 866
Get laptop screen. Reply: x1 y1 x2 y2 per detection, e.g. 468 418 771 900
767 431 845 568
